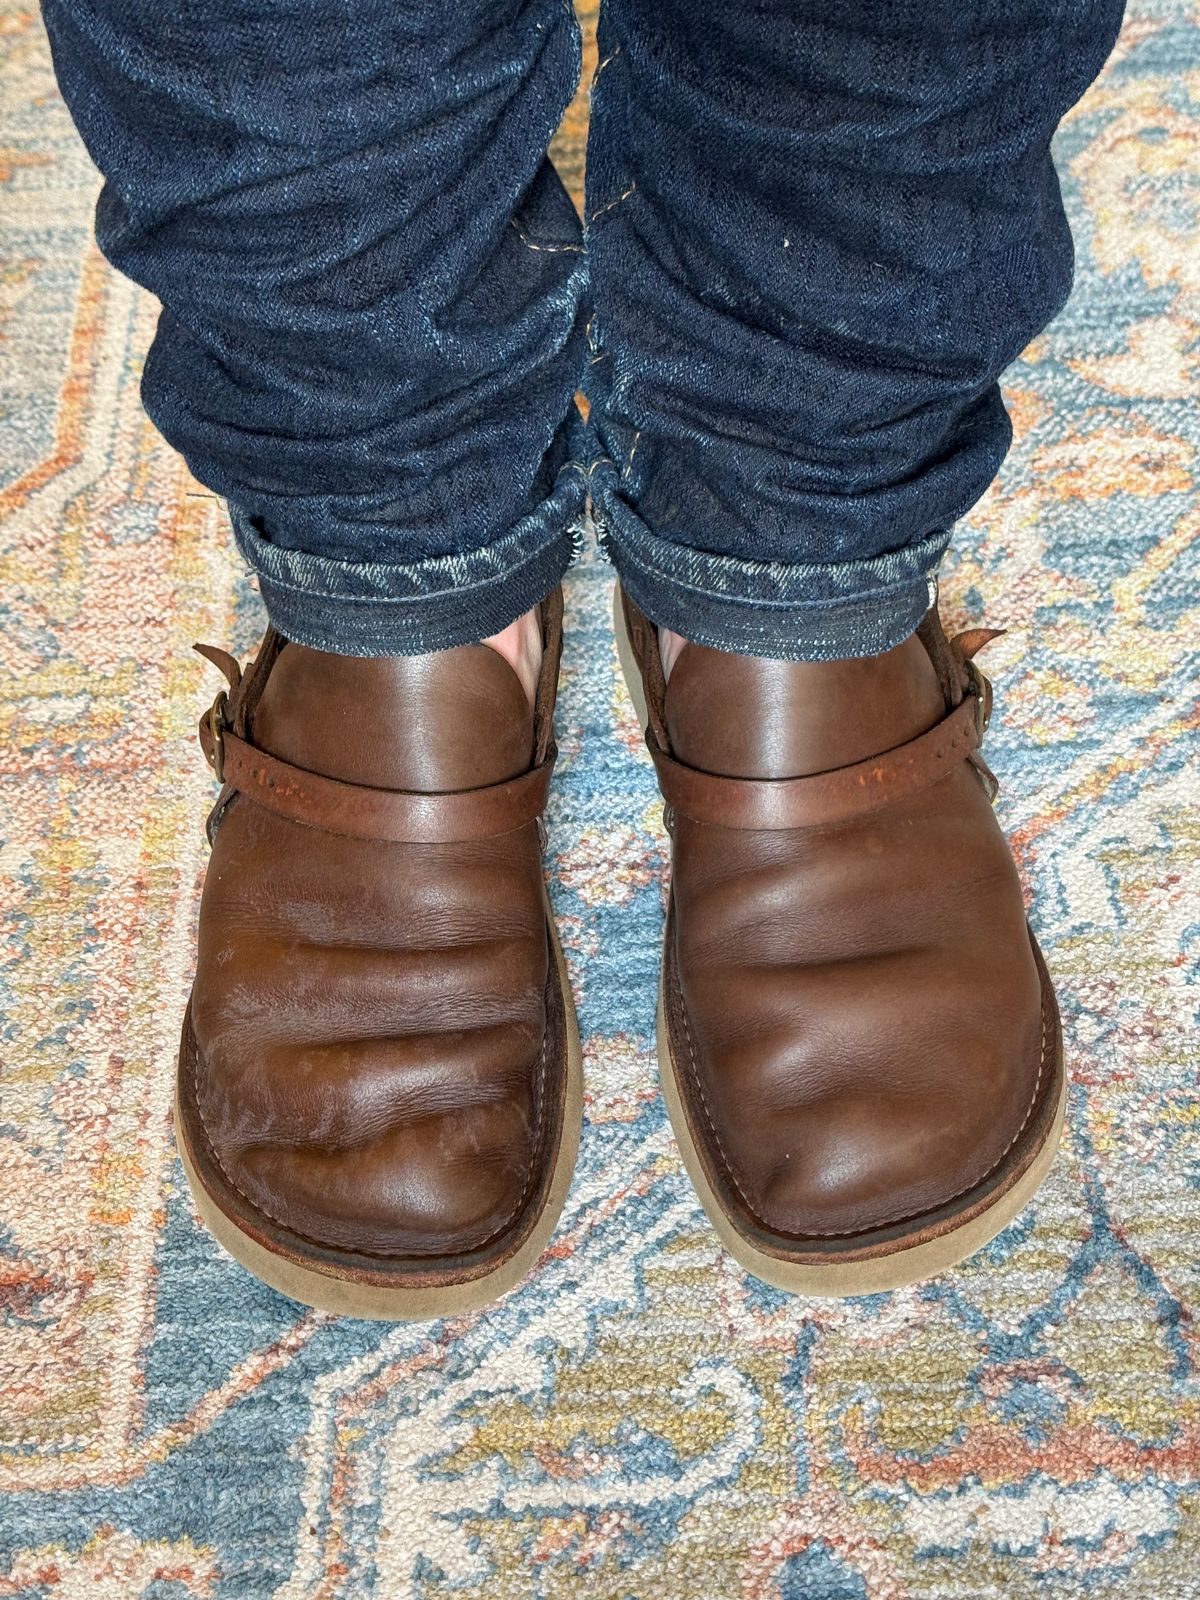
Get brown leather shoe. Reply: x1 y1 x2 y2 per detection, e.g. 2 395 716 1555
616 586 1064 1295
176 590 581 1319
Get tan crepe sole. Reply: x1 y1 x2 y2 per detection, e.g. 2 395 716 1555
175 891 583 1321
613 582 1066 1295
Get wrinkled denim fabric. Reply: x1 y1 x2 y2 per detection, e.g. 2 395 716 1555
42 0 591 653
585 0 1126 657
43 0 1124 658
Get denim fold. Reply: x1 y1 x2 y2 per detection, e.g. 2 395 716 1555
43 0 590 653
232 440 588 656
43 0 1126 659
583 0 1125 658
591 455 945 660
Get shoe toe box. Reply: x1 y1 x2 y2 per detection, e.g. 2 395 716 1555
672 930 1049 1246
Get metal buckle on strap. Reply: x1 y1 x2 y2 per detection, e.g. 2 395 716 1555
963 659 991 741
206 689 229 782
961 659 1000 804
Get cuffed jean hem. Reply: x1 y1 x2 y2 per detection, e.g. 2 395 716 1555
228 467 588 657
592 471 949 662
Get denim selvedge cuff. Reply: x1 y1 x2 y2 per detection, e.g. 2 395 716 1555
230 463 587 657
591 460 948 663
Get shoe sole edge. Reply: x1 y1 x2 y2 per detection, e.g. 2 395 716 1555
657 979 1066 1296
613 579 1067 1296
174 890 583 1321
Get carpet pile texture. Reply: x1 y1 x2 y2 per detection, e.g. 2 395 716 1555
1 1 1198 1594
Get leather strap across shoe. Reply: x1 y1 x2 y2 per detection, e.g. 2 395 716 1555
176 590 581 1319
616 585 1065 1296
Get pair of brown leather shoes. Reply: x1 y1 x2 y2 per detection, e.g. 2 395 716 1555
176 584 1064 1317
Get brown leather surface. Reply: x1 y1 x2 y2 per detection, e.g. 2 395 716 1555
622 589 1059 1254
179 594 569 1281
648 692 985 832
198 722 555 844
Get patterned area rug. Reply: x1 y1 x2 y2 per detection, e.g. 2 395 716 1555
2 1 1198 1595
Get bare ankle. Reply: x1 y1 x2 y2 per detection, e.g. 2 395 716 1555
483 607 543 704
659 626 687 681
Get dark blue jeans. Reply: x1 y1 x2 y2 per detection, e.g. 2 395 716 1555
42 0 1124 658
